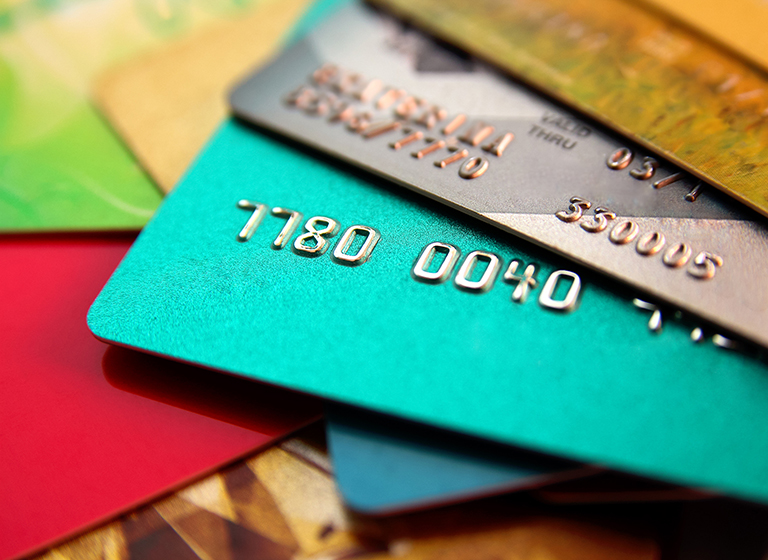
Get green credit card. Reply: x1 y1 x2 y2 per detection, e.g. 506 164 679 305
88 119 768 504
0 0 273 231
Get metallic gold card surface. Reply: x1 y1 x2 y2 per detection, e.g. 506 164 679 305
94 0 312 193
370 0 768 219
642 0 768 73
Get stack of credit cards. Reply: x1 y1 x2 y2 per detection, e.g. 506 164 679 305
6 0 768 556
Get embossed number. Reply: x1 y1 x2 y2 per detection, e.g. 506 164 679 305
556 196 592 223
270 207 303 250
503 260 538 303
629 157 659 180
606 147 633 170
662 243 692 268
332 225 381 265
580 207 616 232
293 216 340 257
454 251 501 293
412 242 461 284
236 200 267 242
687 251 724 280
539 271 581 312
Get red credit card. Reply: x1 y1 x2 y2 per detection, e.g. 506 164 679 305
0 235 322 560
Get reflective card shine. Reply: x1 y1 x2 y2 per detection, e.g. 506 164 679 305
89 119 768 505
230 3 768 350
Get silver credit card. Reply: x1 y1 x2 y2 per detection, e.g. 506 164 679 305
230 3 768 348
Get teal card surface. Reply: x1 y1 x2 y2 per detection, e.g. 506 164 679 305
89 120 768 504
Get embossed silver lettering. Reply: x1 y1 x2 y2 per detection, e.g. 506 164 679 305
376 88 406 109
459 122 495 146
390 130 423 150
414 105 447 129
652 172 684 189
629 157 659 180
412 242 460 284
435 149 469 168
412 139 445 159
503 260 538 303
633 298 663 332
362 120 401 138
454 251 501 293
293 216 339 257
332 225 381 265
539 270 581 311
236 200 267 242
684 183 704 202
482 133 514 157
270 207 303 250
284 85 316 109
304 91 338 116
312 63 338 85
442 114 466 135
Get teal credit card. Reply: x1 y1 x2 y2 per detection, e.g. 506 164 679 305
89 120 768 504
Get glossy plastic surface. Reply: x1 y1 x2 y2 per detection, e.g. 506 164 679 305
0 235 320 559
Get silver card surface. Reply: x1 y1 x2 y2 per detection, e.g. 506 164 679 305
230 3 768 348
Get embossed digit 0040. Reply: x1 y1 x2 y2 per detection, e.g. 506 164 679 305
555 197 724 280
411 242 461 284
454 251 501 293
503 260 539 303
411 242 581 312
538 271 581 311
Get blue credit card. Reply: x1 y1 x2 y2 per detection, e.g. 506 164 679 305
88 119 768 504
325 404 594 514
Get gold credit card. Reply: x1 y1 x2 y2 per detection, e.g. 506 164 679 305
642 0 768 74
94 0 311 193
369 0 768 218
